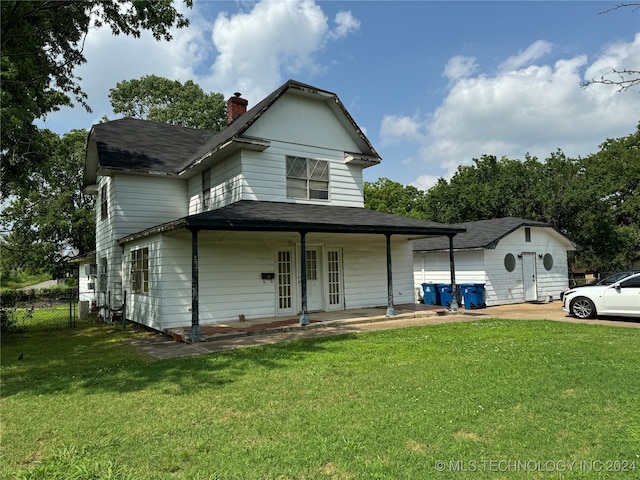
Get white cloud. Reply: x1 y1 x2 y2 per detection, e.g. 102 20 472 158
379 114 426 145
208 0 356 102
385 37 639 190
41 0 360 133
584 32 640 88
499 40 553 72
331 11 360 39
443 55 479 82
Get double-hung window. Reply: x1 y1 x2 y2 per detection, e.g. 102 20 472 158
99 257 107 292
286 156 329 200
202 170 211 209
131 248 149 294
100 186 108 220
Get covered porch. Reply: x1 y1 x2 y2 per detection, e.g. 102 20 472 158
163 302 448 343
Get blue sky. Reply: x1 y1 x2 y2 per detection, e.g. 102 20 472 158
41 0 639 189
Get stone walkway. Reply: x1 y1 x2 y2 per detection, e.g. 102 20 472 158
125 301 639 360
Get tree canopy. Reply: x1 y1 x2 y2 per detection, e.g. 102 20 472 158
365 125 640 274
1 130 94 279
0 0 192 198
108 75 227 131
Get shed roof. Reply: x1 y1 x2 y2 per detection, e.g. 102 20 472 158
412 217 579 252
119 200 465 245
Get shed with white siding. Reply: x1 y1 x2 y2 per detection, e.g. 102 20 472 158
413 218 579 306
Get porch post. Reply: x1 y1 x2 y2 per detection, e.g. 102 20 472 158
385 233 395 317
190 228 202 341
448 234 459 312
299 231 309 325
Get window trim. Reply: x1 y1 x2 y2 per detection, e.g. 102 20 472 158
99 257 107 292
286 156 329 201
202 170 211 209
100 185 108 220
131 247 149 294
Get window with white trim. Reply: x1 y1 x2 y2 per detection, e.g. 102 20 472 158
131 248 149 294
99 257 107 292
286 156 329 200
100 185 108 220
202 170 211 209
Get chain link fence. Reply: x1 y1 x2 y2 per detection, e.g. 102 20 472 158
1 287 84 332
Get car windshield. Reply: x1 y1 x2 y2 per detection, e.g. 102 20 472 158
597 272 633 285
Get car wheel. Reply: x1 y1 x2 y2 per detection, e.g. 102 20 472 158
570 297 597 319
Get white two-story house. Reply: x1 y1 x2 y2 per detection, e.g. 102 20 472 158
82 80 464 339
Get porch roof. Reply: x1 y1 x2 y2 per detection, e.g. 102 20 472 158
118 200 465 245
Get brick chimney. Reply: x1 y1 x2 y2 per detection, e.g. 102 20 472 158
227 92 248 125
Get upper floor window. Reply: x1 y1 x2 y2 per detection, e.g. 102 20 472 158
100 186 108 220
286 156 329 200
131 248 149 294
202 170 211 209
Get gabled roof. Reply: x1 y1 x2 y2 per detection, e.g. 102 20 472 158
84 79 380 188
119 200 465 245
412 217 579 252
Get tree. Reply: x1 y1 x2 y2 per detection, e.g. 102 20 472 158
364 178 429 219
582 3 639 92
1 0 192 198
576 124 640 270
0 130 95 279
108 75 227 131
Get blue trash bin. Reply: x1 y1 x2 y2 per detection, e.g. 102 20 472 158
436 284 451 307
437 284 462 307
458 283 473 309
421 283 439 305
462 283 486 309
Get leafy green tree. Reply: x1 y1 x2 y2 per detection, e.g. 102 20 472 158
1 130 94 278
108 75 227 131
576 124 640 270
1 0 192 198
364 178 429 219
366 126 640 273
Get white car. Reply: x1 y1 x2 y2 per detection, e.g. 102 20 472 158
562 272 640 319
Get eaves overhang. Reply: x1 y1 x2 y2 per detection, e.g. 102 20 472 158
118 201 465 245
178 135 270 177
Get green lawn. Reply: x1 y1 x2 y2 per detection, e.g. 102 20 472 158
1 313 639 479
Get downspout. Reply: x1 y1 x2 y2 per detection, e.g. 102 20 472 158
190 228 201 341
385 233 395 317
299 231 309 325
448 234 459 312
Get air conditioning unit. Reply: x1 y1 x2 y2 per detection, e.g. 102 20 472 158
88 282 95 290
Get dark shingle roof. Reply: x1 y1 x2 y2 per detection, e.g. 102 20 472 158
90 79 379 175
119 201 465 244
412 217 565 252
93 118 213 172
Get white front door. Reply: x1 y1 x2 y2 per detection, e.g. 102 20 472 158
303 247 323 311
522 252 538 301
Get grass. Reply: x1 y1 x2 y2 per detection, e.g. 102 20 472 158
1 313 639 479
0 272 51 290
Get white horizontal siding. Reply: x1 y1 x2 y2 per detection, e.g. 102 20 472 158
415 226 572 306
143 231 418 330
241 142 364 207
113 175 187 237
245 94 361 152
341 235 415 309
122 235 163 330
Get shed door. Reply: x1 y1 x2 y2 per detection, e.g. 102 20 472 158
522 252 537 301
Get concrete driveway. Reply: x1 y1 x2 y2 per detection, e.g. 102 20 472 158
127 301 639 360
